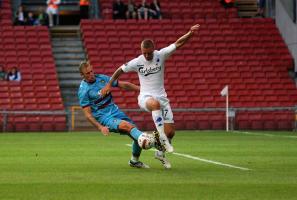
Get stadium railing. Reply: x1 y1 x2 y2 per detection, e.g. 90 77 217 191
70 106 297 131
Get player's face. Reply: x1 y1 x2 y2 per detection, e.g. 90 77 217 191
82 65 95 83
141 47 154 61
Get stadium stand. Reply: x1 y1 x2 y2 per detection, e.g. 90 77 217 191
99 0 237 20
0 0 13 26
0 0 66 132
1 0 296 131
80 17 297 130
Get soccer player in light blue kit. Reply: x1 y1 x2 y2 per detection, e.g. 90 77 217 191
78 61 162 168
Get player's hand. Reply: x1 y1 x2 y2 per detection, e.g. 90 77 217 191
100 126 110 136
190 24 200 33
101 84 111 97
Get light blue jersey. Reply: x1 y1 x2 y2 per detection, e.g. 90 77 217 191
78 74 134 132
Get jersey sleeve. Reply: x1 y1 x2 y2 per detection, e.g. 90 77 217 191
159 43 176 60
78 85 90 108
121 57 139 73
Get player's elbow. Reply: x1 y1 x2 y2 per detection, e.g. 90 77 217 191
174 42 182 49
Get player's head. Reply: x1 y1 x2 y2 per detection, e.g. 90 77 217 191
79 60 95 83
141 39 155 61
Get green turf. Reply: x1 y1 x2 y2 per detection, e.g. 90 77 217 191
0 131 297 200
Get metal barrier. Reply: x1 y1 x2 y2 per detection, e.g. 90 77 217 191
1 106 296 132
70 106 297 131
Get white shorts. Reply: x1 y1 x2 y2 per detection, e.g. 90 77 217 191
47 7 58 15
138 94 174 123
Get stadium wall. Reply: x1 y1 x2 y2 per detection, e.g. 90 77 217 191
276 0 297 73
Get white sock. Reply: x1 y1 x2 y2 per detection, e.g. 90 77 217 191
131 155 139 162
152 110 165 136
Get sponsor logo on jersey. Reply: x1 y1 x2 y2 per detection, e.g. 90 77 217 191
139 65 161 76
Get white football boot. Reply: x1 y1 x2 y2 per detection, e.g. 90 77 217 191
155 151 171 169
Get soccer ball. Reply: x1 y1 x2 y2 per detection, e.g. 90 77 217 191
138 132 155 150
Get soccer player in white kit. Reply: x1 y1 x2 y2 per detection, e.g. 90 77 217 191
101 24 200 168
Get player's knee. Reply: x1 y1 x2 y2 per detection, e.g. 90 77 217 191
146 98 160 110
119 121 135 133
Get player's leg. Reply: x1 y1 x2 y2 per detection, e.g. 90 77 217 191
160 98 176 141
113 111 164 151
107 110 152 168
47 9 53 27
155 123 174 169
118 120 150 168
164 123 175 144
139 95 173 152
104 117 149 168
155 100 175 169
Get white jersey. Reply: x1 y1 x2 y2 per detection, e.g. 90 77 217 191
121 43 176 97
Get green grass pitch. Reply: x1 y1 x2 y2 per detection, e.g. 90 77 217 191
0 131 297 200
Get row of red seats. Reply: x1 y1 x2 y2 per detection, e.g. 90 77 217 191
81 18 297 113
0 0 67 132
1 115 67 132
0 0 12 26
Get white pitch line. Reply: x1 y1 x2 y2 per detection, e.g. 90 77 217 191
172 152 251 171
125 144 251 171
234 131 297 139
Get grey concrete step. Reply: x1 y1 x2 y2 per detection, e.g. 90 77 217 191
50 26 80 32
51 32 80 38
50 26 85 110
59 79 81 88
53 53 85 60
55 59 82 66
61 90 78 98
58 73 81 80
62 100 79 107
52 46 84 53
52 41 83 47
56 65 81 69
56 66 79 73
62 88 79 95
52 37 81 42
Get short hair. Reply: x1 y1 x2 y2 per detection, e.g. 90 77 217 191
141 39 155 49
79 60 90 74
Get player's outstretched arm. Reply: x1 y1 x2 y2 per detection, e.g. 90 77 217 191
175 24 200 49
82 106 110 136
101 67 124 96
118 81 140 92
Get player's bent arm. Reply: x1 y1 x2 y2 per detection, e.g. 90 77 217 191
101 67 125 96
118 81 140 92
175 24 200 49
82 106 110 136
109 67 125 86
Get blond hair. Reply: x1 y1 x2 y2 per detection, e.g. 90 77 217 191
79 60 90 74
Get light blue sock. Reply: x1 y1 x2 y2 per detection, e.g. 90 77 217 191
130 127 142 140
132 141 142 158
